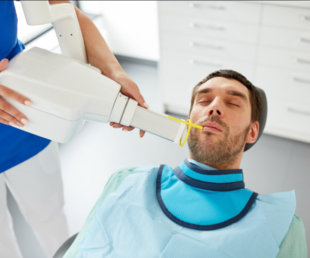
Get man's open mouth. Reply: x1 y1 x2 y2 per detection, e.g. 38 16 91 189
202 122 222 132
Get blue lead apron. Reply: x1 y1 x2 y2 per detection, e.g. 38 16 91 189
0 1 51 173
76 160 296 258
157 159 258 230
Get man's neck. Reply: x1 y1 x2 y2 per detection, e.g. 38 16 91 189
188 159 217 170
188 153 242 170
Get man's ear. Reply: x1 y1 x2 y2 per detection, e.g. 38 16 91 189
246 121 259 144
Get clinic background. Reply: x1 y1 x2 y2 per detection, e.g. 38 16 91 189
8 1 310 257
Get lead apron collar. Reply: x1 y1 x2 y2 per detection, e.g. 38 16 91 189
156 159 258 230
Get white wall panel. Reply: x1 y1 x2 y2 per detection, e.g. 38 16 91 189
100 1 160 61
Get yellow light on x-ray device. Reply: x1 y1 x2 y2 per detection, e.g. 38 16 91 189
168 116 203 147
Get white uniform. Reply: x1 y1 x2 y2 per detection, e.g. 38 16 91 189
0 141 69 258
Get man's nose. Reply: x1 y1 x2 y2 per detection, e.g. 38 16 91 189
206 99 224 118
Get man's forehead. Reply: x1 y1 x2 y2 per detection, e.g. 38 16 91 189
198 77 249 95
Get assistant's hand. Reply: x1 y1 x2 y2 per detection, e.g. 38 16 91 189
109 71 149 138
71 4 149 138
0 59 32 127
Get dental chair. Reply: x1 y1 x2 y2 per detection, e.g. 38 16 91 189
52 87 268 258
53 233 78 258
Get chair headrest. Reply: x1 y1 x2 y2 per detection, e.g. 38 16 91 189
244 87 268 151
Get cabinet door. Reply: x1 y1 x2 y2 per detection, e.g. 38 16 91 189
158 1 261 24
265 96 310 143
161 33 257 62
255 66 310 105
257 47 310 72
160 14 260 43
260 26 310 52
263 4 310 30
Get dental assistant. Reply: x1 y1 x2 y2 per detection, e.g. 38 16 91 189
0 1 148 257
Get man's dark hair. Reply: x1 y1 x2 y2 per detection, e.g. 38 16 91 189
189 70 262 122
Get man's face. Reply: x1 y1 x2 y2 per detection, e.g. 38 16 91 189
188 77 259 168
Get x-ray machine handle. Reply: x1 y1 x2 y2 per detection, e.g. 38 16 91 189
20 0 87 63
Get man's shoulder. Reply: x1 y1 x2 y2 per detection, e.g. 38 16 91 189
291 214 305 228
288 214 306 239
107 165 161 185
287 214 307 240
111 164 160 176
277 214 308 258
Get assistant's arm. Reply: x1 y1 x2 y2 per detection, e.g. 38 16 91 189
49 1 148 137
48 1 147 108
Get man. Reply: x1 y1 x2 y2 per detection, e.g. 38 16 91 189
63 70 307 258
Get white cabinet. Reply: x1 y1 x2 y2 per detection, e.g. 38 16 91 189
159 1 310 144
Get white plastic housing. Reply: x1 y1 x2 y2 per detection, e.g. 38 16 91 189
0 47 185 144
0 47 121 142
20 1 53 25
50 4 87 63
130 107 183 142
21 1 87 63
120 99 138 126
109 93 129 123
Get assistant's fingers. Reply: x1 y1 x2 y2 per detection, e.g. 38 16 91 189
139 130 146 138
130 88 149 109
121 80 149 109
122 126 134 131
112 123 123 128
0 110 24 127
0 59 8 72
0 117 9 125
0 85 32 107
0 98 28 125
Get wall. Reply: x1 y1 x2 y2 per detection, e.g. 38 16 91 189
99 1 160 61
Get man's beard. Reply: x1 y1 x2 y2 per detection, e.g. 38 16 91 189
187 116 251 169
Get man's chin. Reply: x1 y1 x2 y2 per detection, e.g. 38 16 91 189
198 135 221 149
202 131 223 142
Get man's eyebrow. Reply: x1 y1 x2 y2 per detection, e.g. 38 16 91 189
226 90 248 102
196 88 212 96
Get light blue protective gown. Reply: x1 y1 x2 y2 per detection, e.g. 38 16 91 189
69 159 296 258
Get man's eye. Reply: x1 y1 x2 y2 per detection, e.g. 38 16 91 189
199 101 211 104
228 103 239 107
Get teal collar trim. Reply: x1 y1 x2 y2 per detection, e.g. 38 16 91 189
176 159 245 191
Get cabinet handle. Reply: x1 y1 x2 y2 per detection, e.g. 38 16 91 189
296 37 310 44
283 105 310 117
289 76 310 84
188 2 226 10
189 59 222 67
292 57 310 65
188 22 225 31
300 15 310 21
188 41 223 50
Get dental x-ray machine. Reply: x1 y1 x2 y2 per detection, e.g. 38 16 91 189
0 1 188 145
